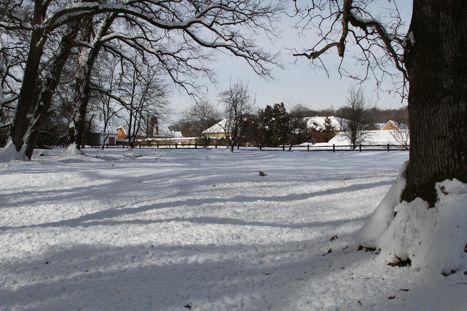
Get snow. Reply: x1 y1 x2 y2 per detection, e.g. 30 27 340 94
0 148 465 310
328 130 407 146
357 162 407 247
156 127 183 138
304 116 347 131
0 141 27 161
374 179 467 275
202 119 230 134
62 144 85 158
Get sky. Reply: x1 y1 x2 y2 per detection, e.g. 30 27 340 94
167 1 413 122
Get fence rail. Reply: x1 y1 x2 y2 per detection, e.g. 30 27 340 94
91 143 409 152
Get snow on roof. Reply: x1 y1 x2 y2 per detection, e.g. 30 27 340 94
116 126 127 135
304 116 347 131
202 119 230 134
327 130 409 145
171 131 183 138
158 128 183 138
374 123 386 130
385 120 409 130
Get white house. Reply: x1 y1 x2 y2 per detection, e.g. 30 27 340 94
304 116 348 131
202 119 231 139
325 130 409 146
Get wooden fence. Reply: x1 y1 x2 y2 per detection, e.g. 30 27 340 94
118 143 409 152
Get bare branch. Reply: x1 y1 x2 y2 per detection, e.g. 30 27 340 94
292 0 408 94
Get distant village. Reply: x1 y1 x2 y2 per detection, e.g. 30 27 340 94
86 102 409 149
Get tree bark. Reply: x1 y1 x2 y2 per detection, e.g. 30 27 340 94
73 64 93 150
9 1 46 153
71 14 115 150
24 22 81 158
401 0 467 205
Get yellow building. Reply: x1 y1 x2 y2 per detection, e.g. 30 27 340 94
116 126 127 140
383 120 401 130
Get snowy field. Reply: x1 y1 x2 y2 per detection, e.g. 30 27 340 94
0 149 465 310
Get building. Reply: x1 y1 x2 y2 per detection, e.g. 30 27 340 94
304 116 348 132
116 126 127 141
201 119 231 139
382 120 408 130
146 116 159 137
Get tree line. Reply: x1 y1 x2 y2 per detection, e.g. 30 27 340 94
173 84 408 149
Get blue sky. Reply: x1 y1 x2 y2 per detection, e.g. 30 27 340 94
168 0 413 121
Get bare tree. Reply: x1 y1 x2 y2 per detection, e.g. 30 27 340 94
0 16 28 133
67 12 117 151
185 99 219 137
292 0 407 95
390 123 409 150
219 81 252 152
92 56 124 149
338 87 373 149
1 0 281 159
116 56 169 148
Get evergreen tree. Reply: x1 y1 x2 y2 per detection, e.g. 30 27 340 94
257 105 274 146
257 103 295 146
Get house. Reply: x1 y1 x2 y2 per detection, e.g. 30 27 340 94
155 126 183 139
116 126 127 141
202 119 231 139
323 129 409 146
137 121 195 146
304 116 348 132
374 120 408 131
382 120 408 130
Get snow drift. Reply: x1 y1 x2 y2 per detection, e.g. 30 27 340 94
358 169 467 277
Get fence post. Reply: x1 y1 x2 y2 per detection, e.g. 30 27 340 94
259 145 262 151
156 143 159 149
359 144 362 152
195 143 197 149
215 144 217 149
175 143 178 149
237 143 240 150
282 144 285 151
307 145 310 152
387 143 390 152
333 144 335 152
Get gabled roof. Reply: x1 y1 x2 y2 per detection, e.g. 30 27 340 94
202 119 231 134
116 126 127 135
383 120 408 130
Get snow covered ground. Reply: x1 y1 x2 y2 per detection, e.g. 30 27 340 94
0 149 465 310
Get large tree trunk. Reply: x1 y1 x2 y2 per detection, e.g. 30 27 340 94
24 22 80 159
401 0 467 206
69 14 94 151
69 14 115 150
73 65 93 150
9 2 46 154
